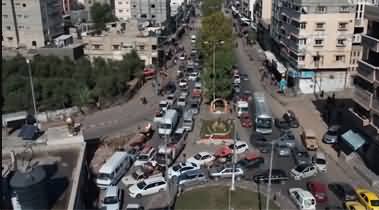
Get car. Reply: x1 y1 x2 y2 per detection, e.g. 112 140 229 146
301 129 319 151
288 188 316 210
252 169 289 184
292 146 311 165
323 125 341 144
240 113 253 128
192 87 202 97
344 201 367 210
233 74 241 84
355 188 379 210
177 95 187 107
236 156 264 170
178 79 188 89
290 163 318 180
125 203 144 210
101 186 123 210
188 72 199 80
179 54 186 60
233 84 241 94
276 144 291 157
128 176 167 198
159 100 169 111
228 141 249 154
180 90 189 98
122 168 149 186
306 181 328 203
209 165 244 181
187 152 215 166
178 169 208 186
328 182 358 202
312 152 327 172
240 73 249 81
134 146 156 167
251 133 271 148
153 110 165 123
194 81 202 88
283 110 300 128
166 94 176 106
274 118 291 130
277 130 296 148
168 162 200 178
189 100 200 115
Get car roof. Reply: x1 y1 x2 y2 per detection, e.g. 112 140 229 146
304 129 316 137
316 152 326 159
183 169 204 176
356 188 379 199
105 186 118 197
198 151 211 156
293 188 314 199
144 175 165 184
235 141 247 146
308 181 327 192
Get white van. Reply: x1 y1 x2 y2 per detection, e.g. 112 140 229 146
288 188 316 210
183 111 194 131
191 35 196 44
235 100 249 118
158 109 179 137
96 152 132 189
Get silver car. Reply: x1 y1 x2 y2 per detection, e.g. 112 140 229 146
276 144 291 157
323 125 340 144
189 101 200 115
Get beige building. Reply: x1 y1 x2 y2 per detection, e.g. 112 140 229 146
349 4 379 175
255 0 272 49
270 0 355 94
115 0 132 20
82 20 158 65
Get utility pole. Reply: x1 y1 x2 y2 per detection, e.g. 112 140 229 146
265 140 275 210
165 134 171 210
26 59 38 118
231 130 237 191
213 43 216 101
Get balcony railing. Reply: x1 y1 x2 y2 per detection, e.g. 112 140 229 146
372 97 379 114
352 87 373 110
349 108 370 126
361 34 379 53
357 60 375 82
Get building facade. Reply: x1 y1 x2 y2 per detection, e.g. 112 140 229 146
349 4 379 175
2 0 64 48
115 0 132 20
255 0 272 49
170 0 185 17
82 21 158 65
128 0 170 25
270 0 355 94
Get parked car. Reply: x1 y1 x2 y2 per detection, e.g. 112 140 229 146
290 163 318 180
301 129 319 151
323 125 341 144
233 84 241 94
288 188 316 210
153 110 165 123
187 152 215 166
159 100 169 111
177 95 187 107
355 188 379 210
178 79 188 89
277 130 297 148
251 133 271 148
274 118 291 130
134 146 156 167
128 176 167 198
228 141 249 154
312 152 327 172
283 110 300 128
189 100 200 115
178 169 208 186
188 72 199 81
168 162 200 179
240 113 253 128
343 201 366 210
276 144 291 157
122 168 149 186
166 94 176 106
328 182 358 202
209 165 244 181
306 181 328 203
125 204 144 210
292 146 311 165
252 169 289 184
233 74 241 84
101 186 123 210
236 156 264 170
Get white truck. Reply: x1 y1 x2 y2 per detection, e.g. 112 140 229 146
158 109 179 137
156 128 187 166
235 100 249 118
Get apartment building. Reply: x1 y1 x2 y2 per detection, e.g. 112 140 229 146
170 0 186 17
255 0 272 49
115 0 132 20
82 20 158 64
128 0 170 25
2 0 64 49
349 4 379 175
270 0 355 94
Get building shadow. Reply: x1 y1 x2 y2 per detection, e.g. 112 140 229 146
46 176 69 209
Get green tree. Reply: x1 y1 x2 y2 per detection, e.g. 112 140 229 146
201 0 223 16
90 3 117 31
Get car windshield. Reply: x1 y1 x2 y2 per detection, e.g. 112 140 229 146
191 103 198 108
316 159 326 164
327 130 338 135
137 154 149 161
241 107 249 112
173 165 182 171
137 181 147 189
184 119 192 124
304 199 315 207
159 103 167 108
159 123 171 129
257 118 272 129
179 98 185 102
371 200 379 206
98 173 111 180
295 165 307 172
103 196 118 204
132 172 142 179
194 154 202 160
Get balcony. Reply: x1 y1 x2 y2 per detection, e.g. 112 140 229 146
352 34 362 44
349 108 370 126
352 87 373 110
372 97 379 115
362 34 379 52
357 60 375 82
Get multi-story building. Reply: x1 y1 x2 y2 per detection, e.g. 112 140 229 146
255 0 272 49
349 4 379 175
2 0 64 49
128 0 170 25
115 0 132 20
170 0 186 17
270 0 355 94
82 20 158 65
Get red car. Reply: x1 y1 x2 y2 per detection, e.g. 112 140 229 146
143 67 156 79
240 113 253 128
306 181 328 202
192 87 202 97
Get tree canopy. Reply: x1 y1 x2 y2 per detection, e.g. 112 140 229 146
90 3 117 31
2 50 144 113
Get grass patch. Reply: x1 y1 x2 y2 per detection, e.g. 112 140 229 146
175 186 279 210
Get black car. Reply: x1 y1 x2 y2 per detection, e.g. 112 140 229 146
236 157 264 170
328 182 358 201
291 146 311 165
274 118 291 130
251 133 270 147
283 110 299 128
251 169 289 184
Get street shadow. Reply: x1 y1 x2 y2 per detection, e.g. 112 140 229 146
46 176 69 209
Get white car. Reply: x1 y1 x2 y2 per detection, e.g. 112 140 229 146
233 74 241 84
134 147 156 167
290 164 318 180
168 162 200 179
312 152 327 172
166 94 176 106
153 110 165 123
209 166 244 180
188 72 199 81
159 100 169 111
187 152 215 166
194 81 202 88
178 79 188 88
179 54 186 60
288 188 316 210
228 141 249 154
125 204 144 210
177 95 187 107
101 186 123 210
128 176 167 199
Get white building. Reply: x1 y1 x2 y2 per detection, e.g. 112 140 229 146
115 0 132 20
170 0 186 17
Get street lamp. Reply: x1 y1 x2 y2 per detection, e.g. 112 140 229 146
203 40 224 101
26 59 38 117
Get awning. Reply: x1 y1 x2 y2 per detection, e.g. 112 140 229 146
341 130 366 151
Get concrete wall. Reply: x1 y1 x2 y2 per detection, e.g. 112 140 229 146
36 106 81 122
37 44 85 60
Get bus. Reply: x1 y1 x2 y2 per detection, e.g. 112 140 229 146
253 92 273 134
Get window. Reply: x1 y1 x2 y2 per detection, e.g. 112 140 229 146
339 6 350 13
152 14 156 18
112 44 120 50
299 38 306 45
17 14 22 18
140 14 147 18
3 14 8 18
314 39 324 46
2 2 6 6
132 4 136 7
6 26 11 30
337 39 346 46
24 15 28 18
22 3 26 7
317 6 327 13
315 22 325 30
7 37 13 41
15 2 20 6
139 45 145 50
298 56 305 61
338 22 348 30
119 9 123 12
151 4 155 8
152 45 157 50
93 44 102 49
300 22 306 29
18 25 24 29
336 55 345 62
32 40 37 46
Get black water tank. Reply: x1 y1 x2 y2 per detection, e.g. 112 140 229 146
10 166 48 210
